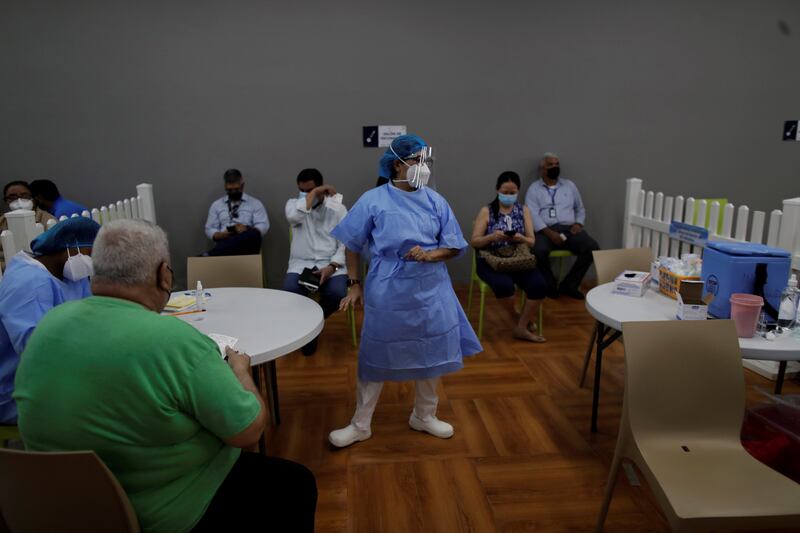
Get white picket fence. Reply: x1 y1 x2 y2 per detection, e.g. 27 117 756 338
0 183 156 278
622 177 800 380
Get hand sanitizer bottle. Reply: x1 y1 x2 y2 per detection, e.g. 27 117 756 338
777 274 797 329
195 281 206 311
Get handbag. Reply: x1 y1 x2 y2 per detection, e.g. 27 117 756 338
479 244 537 272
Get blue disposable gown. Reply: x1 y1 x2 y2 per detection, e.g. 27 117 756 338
0 253 91 423
331 183 482 382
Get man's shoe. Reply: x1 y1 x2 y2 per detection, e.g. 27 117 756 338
328 424 372 448
559 287 585 300
409 414 454 439
301 336 318 356
546 288 559 299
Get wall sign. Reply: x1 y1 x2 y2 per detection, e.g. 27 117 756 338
783 120 799 141
669 221 709 247
363 125 407 147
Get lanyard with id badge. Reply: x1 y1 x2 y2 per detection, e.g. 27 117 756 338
547 186 558 219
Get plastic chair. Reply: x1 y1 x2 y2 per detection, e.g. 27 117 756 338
549 249 575 285
0 448 141 532
693 198 728 235
579 247 653 388
0 424 20 448
467 250 543 340
289 228 358 347
187 254 264 289
596 320 800 532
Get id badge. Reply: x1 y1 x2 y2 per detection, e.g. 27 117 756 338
548 207 556 218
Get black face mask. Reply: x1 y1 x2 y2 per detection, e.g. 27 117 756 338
546 167 560 180
227 191 243 202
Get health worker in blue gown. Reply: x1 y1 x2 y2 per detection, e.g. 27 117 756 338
328 134 482 448
0 217 100 424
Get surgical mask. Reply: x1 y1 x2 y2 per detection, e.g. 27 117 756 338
498 193 517 207
9 199 34 211
63 247 93 282
227 191 243 202
298 191 308 199
546 167 560 180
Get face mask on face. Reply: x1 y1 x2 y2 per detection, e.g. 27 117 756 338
498 193 517 207
9 199 34 211
298 191 308 199
546 167 560 180
227 191 243 202
395 163 431 189
63 247 93 282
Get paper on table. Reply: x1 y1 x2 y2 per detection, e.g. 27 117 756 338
208 333 238 359
165 295 195 311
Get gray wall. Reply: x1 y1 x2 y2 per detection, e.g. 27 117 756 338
2 0 799 287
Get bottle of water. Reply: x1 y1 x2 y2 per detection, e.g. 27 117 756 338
195 280 206 311
777 274 797 329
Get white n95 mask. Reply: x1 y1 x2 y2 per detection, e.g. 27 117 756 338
63 248 93 281
405 163 431 189
10 199 34 211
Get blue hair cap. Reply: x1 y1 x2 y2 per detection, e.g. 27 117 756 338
377 134 428 179
30 217 101 256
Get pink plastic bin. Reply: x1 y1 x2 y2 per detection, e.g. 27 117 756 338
729 293 763 338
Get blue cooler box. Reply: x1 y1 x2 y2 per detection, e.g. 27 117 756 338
701 242 791 319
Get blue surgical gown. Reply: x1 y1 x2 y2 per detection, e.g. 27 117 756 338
0 253 90 423
331 183 482 382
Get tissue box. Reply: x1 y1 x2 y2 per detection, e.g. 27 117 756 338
614 270 651 297
677 280 710 320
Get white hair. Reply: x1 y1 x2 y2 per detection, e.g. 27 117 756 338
92 219 170 286
539 151 559 170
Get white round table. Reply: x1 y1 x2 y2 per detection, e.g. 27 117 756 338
585 282 800 432
170 288 324 426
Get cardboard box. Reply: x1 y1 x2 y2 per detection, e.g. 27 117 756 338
613 270 651 297
677 280 711 320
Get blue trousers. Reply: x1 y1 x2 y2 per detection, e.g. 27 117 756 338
282 273 347 318
476 256 548 300
207 228 262 256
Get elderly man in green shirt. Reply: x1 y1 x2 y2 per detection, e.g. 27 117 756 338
15 219 317 532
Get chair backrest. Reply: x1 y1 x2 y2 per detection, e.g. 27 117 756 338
0 449 140 532
592 247 653 285
186 254 263 289
621 320 745 441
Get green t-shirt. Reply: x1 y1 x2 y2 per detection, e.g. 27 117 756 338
15 296 261 533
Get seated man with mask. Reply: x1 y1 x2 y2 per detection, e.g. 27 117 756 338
283 168 348 356
204 168 269 256
15 219 317 533
0 180 57 268
0 216 99 424
525 152 599 299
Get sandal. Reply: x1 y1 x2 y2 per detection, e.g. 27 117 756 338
513 326 547 343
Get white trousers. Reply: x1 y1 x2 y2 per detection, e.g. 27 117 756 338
350 377 440 431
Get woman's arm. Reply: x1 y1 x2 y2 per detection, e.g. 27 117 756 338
511 206 536 246
470 207 507 249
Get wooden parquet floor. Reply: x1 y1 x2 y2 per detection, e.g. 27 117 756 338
265 285 800 533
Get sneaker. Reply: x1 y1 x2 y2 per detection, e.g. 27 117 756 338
409 413 454 439
328 424 371 448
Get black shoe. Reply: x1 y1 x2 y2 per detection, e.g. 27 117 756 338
559 287 585 300
546 288 559 299
301 337 318 356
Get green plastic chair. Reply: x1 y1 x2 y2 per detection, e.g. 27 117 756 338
289 227 358 347
0 425 20 448
693 198 728 234
467 250 544 340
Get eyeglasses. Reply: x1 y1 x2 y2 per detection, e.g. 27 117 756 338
5 192 32 202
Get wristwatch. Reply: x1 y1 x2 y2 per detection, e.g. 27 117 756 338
329 263 341 272
346 278 360 287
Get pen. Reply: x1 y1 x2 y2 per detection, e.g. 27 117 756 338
166 309 207 317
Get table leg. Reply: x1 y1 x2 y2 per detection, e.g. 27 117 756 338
591 322 623 433
774 361 787 395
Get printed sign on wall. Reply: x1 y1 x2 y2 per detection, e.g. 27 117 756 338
363 125 407 147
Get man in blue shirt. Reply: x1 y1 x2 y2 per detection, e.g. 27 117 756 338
204 169 269 256
29 179 88 219
524 152 599 299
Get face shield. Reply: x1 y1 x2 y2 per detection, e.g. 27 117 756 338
392 146 435 189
